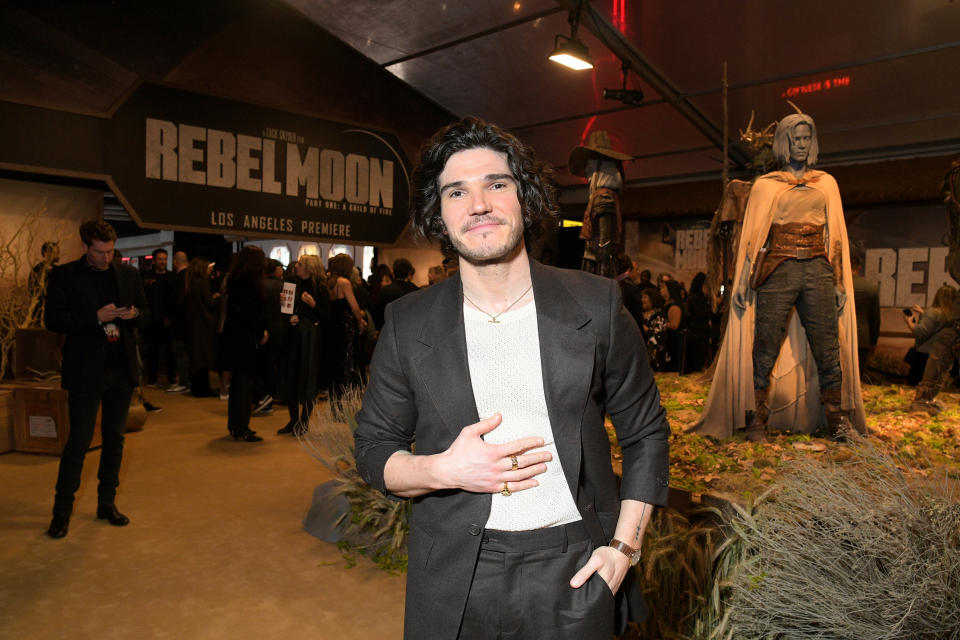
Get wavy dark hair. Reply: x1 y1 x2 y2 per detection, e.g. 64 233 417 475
227 245 265 297
184 257 210 294
663 280 683 303
410 116 558 256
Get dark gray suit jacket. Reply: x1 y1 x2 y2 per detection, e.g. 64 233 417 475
354 260 670 639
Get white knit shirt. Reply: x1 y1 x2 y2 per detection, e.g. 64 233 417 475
463 299 581 531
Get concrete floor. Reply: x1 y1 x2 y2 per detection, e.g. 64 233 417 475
0 388 405 639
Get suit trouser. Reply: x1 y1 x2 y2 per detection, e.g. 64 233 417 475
144 326 173 384
169 337 190 386
753 257 842 391
458 520 614 640
53 368 133 517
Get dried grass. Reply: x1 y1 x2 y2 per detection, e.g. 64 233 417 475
725 437 960 640
636 508 721 639
298 386 409 571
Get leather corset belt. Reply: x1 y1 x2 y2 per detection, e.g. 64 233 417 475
750 223 827 289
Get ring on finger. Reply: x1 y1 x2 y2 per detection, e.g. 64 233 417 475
510 455 519 471
501 482 511 496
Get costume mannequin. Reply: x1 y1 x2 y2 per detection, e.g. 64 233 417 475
690 113 866 441
706 113 776 330
568 131 631 278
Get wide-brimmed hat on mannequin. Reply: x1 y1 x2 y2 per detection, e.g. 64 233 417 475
567 130 632 177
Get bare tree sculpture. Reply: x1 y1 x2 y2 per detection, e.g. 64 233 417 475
0 205 69 380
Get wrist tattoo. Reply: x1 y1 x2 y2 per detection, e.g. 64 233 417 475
633 504 648 543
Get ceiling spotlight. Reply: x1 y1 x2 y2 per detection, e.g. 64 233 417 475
549 3 593 71
549 34 593 70
603 62 644 105
603 88 644 105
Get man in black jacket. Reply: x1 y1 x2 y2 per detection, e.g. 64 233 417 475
141 247 172 386
354 118 668 639
44 220 148 539
380 257 420 306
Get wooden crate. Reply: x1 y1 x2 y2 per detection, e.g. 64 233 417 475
14 329 63 379
0 390 13 454
6 381 101 455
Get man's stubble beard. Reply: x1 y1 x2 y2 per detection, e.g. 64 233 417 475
447 218 525 266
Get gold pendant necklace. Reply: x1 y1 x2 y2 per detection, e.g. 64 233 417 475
463 283 533 324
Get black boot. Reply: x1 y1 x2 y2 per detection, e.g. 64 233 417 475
821 388 851 441
909 381 942 416
47 514 70 538
278 404 299 434
96 504 130 526
744 388 769 442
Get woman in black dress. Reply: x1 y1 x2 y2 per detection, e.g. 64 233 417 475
183 257 219 397
327 253 367 406
660 280 687 373
684 272 711 373
278 254 330 435
222 246 268 442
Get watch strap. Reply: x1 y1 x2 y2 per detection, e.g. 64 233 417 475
608 538 640 565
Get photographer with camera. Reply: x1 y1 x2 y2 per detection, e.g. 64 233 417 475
905 284 958 414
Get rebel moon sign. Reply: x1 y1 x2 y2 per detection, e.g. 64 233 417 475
4 84 411 244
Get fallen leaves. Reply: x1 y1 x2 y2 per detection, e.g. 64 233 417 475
613 375 960 502
791 442 827 452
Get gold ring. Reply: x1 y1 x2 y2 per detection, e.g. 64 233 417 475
510 456 519 471
500 482 511 497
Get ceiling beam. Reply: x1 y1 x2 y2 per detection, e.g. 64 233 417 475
556 0 750 166
382 7 564 67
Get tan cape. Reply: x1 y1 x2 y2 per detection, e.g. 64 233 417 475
689 170 867 439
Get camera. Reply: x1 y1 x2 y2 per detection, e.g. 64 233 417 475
603 88 644 105
902 308 913 316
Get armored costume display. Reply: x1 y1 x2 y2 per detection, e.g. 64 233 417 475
691 113 867 440
569 131 631 278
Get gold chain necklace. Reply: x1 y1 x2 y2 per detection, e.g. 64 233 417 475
462 283 533 324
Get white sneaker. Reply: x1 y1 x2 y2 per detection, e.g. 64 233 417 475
219 391 229 401
254 395 273 413
166 384 188 393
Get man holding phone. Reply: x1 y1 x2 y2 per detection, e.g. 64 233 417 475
44 220 148 538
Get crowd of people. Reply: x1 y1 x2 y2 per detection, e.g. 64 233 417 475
615 255 720 375
127 240 740 441
136 248 454 442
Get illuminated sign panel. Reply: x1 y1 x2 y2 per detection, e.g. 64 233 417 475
781 75 851 99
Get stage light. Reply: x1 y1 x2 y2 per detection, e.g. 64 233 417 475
549 3 592 71
603 62 643 105
549 34 593 70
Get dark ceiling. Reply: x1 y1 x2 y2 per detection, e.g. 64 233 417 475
287 0 960 190
2 0 959 213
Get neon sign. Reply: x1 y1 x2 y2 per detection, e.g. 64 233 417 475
781 75 851 99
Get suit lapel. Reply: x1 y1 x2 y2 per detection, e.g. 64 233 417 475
414 274 481 439
531 262 596 498
413 263 597 500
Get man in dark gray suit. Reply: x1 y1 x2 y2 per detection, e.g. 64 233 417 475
354 118 669 639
